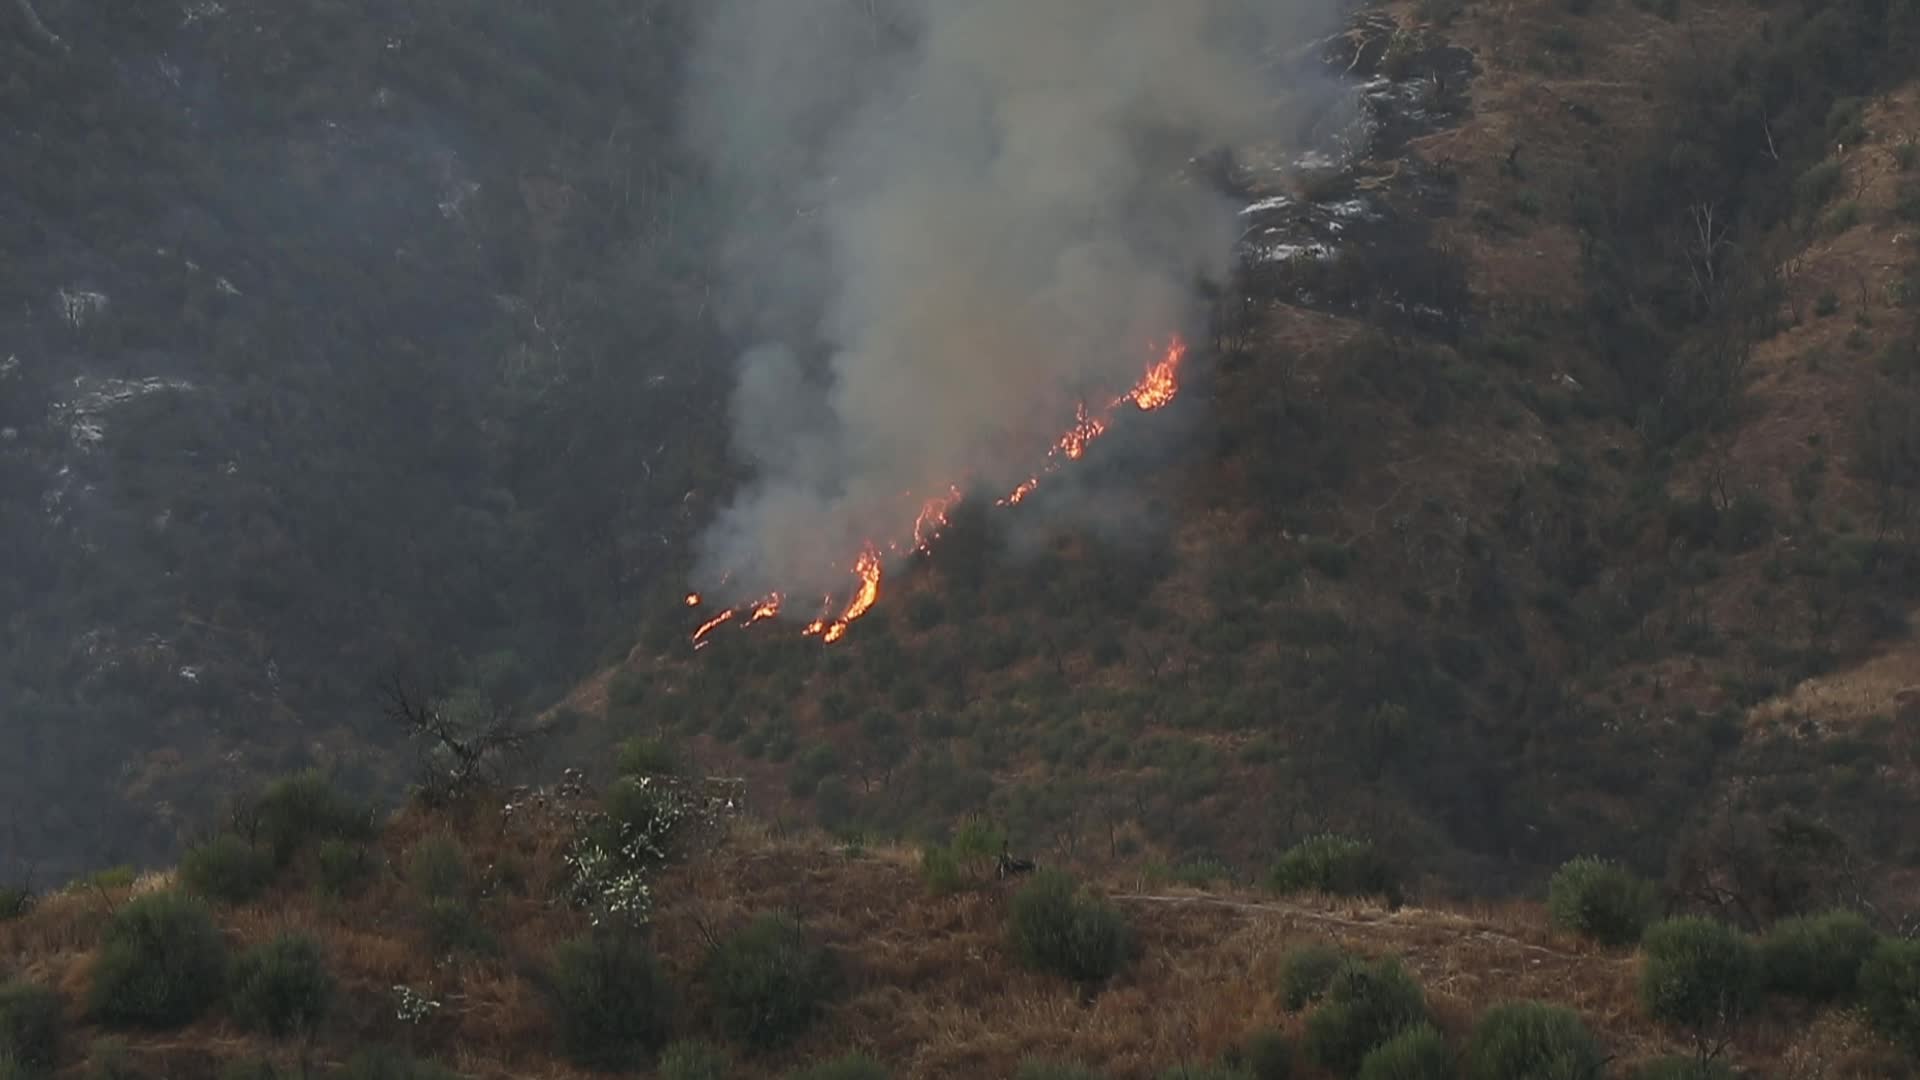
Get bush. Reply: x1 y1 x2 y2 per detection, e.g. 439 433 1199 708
1157 1067 1244 1080
229 934 334 1037
1465 1002 1601 1080
0 981 61 1071
1358 1024 1452 1080
88 892 228 1028
220 1059 283 1080
1303 957 1429 1076
1015 1063 1106 1080
253 771 372 865
617 736 679 777
789 1054 887 1080
406 836 469 902
1280 941 1349 1011
0 887 30 921
179 836 275 905
1758 910 1878 1002
1860 937 1920 1054
420 898 491 955
1638 917 1759 1033
333 1049 461 1080
1239 1028 1293 1080
316 840 376 899
549 931 672 1069
1007 870 1132 985
707 914 838 1051
658 1041 733 1080
1267 836 1401 906
1631 1059 1733 1080
1546 857 1657 946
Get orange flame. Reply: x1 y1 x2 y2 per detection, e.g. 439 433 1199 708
691 337 1185 647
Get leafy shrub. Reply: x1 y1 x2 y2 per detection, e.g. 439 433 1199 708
0 981 61 1071
1860 937 1920 1054
658 1041 733 1080
707 914 838 1051
617 736 679 777
1303 957 1429 1076
219 1059 283 1080
1239 1027 1293 1080
179 836 275 905
1268 836 1402 906
81 1036 138 1080
0 887 30 921
253 772 372 865
406 836 469 902
1631 1059 1733 1080
1638 917 1758 1033
1758 910 1878 1002
1358 1024 1452 1080
919 847 965 896
1796 160 1844 212
1014 1063 1105 1080
316 840 376 899
1546 857 1657 946
1465 1002 1601 1080
229 934 334 1037
1280 941 1348 1011
88 892 228 1028
333 1049 461 1080
1007 870 1132 985
789 1053 886 1080
420 899 491 955
549 931 672 1068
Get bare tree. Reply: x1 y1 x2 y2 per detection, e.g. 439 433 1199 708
379 669 534 803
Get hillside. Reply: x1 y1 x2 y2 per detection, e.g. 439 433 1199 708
1 773 1914 1079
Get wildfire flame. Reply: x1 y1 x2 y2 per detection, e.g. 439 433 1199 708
689 338 1187 647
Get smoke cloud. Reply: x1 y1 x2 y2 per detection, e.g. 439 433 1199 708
686 0 1334 603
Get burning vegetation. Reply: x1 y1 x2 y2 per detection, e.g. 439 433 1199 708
687 338 1188 648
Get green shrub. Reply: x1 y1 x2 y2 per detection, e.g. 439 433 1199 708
1280 941 1349 1011
229 934 333 1037
1303 957 1429 1076
420 898 491 955
707 914 838 1051
406 836 469 902
0 981 61 1071
1014 1064 1105 1080
657 1041 733 1080
789 1053 886 1080
1157 1067 1245 1080
549 931 672 1069
1268 836 1401 906
1638 917 1759 1033
1860 937 1920 1054
332 1049 461 1080
1358 1024 1452 1080
253 772 373 865
1631 1059 1733 1080
1465 1001 1600 1080
81 1037 137 1080
617 736 679 777
919 846 965 896
1239 1027 1293 1080
1796 160 1845 212
316 840 376 899
179 836 275 905
0 887 30 921
1758 910 1878 1002
1007 870 1132 985
1546 857 1657 946
219 1059 282 1080
88 892 228 1028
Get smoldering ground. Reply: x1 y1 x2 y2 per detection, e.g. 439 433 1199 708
685 0 1343 604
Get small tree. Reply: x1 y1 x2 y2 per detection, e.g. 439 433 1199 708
1638 917 1758 1042
1860 937 1920 1055
1757 910 1878 1002
1359 1024 1452 1080
179 835 275 905
229 934 334 1037
1547 857 1658 946
1238 1027 1293 1080
0 981 61 1072
1279 941 1349 1011
1466 1002 1602 1080
89 893 228 1028
1007 870 1132 985
549 931 672 1069
1303 957 1430 1075
706 914 838 1051
1267 836 1402 906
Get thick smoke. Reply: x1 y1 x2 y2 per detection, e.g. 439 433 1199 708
686 0 1333 603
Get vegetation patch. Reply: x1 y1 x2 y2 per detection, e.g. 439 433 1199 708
1006 870 1133 985
88 892 228 1029
706 914 839 1051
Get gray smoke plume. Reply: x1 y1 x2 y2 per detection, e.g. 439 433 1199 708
686 0 1335 605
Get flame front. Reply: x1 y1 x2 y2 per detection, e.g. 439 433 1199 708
690 338 1186 646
